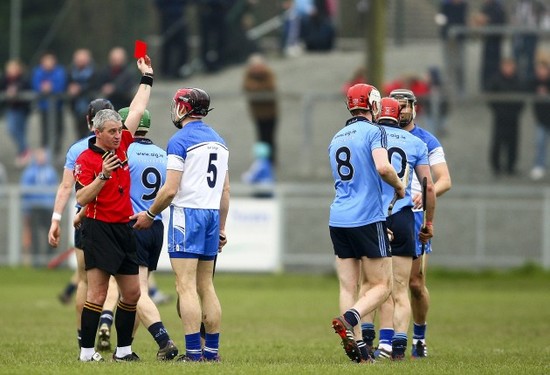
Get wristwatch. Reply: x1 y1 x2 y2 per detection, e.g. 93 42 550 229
98 172 110 180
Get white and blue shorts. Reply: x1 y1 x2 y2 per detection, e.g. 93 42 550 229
167 206 219 261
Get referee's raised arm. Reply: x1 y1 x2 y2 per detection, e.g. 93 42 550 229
124 55 154 136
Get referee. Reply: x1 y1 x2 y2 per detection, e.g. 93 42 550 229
73 55 154 362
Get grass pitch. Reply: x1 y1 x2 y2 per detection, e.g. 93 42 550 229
0 266 549 374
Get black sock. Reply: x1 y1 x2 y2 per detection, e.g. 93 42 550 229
361 323 376 347
392 334 407 357
115 301 137 347
81 301 102 348
356 340 370 360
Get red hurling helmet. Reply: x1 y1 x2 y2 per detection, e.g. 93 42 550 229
346 83 381 117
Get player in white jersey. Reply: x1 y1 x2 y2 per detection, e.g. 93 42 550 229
47 98 119 352
132 88 230 362
121 107 178 360
390 89 452 358
360 97 435 360
329 84 405 363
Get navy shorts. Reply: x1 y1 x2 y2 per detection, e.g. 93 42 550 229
330 221 391 259
386 207 416 258
130 219 164 271
81 219 138 276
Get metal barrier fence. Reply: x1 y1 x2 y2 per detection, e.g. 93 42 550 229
1 183 549 271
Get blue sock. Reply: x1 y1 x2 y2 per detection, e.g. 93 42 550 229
343 309 360 327
148 321 169 349
361 323 376 346
185 332 202 360
203 333 220 360
64 282 77 297
413 323 427 340
99 310 114 328
379 328 394 346
149 286 158 297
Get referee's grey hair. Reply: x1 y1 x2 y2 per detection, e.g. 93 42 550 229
92 109 122 131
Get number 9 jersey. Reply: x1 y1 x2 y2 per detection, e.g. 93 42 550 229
166 120 229 209
128 138 167 219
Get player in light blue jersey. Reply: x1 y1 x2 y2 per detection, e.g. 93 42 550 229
132 88 230 362
329 84 405 364
47 99 120 352
122 108 178 360
360 97 435 361
390 88 452 358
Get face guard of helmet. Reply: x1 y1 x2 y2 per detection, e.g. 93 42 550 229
87 99 114 129
118 107 151 134
346 83 381 118
377 97 401 126
171 88 212 129
389 89 416 127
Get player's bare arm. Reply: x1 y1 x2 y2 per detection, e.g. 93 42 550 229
218 173 230 251
48 168 76 247
415 164 436 243
412 162 452 208
431 162 452 197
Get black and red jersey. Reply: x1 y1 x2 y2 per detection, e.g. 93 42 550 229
74 130 134 223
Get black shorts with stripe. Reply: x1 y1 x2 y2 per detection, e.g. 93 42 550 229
330 221 391 259
81 218 138 275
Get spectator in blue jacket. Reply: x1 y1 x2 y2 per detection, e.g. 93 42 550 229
20 148 59 266
31 52 67 160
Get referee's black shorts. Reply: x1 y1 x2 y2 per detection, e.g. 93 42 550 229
81 218 138 275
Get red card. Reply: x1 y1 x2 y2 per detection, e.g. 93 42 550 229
134 40 147 59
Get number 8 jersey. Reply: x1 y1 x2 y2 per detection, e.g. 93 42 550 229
166 120 229 209
328 116 387 228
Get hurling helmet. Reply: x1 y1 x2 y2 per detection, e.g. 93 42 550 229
389 88 416 125
87 99 114 128
378 97 401 125
346 83 381 117
171 88 211 128
118 107 151 132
